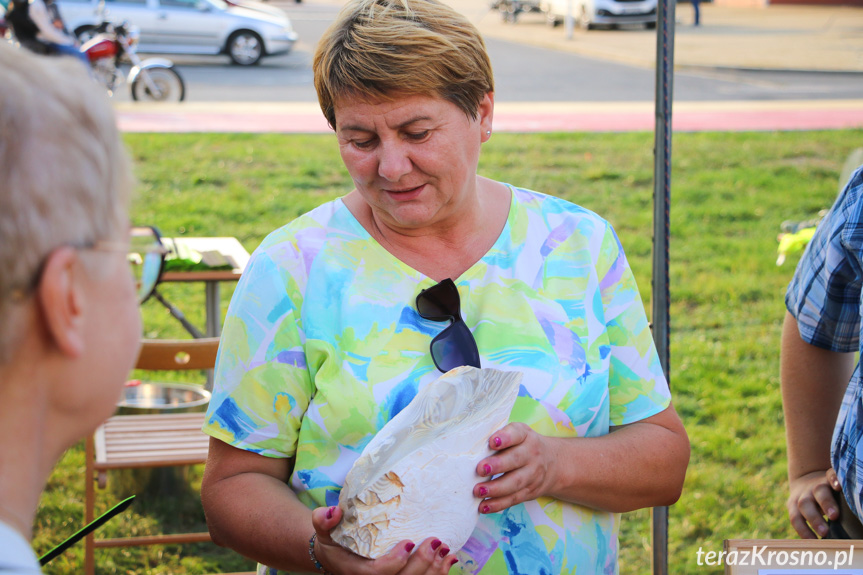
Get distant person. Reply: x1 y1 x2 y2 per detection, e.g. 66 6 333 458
7 0 88 65
691 0 701 26
783 164 863 539
0 42 142 573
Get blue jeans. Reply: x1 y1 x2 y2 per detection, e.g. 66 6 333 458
50 42 90 68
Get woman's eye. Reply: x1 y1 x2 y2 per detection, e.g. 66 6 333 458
406 131 429 141
353 138 376 149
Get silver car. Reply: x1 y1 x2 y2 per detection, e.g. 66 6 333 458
541 0 656 29
57 0 298 65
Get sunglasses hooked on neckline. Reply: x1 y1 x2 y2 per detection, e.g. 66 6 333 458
415 278 481 373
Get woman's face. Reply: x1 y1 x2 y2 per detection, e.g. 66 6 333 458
334 92 494 234
85 242 142 422
54 232 142 436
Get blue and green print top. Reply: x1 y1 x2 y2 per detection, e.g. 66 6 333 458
203 185 671 575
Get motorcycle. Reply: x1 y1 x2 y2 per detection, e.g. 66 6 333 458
81 20 185 102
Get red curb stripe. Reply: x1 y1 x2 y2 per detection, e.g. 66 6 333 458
115 105 863 133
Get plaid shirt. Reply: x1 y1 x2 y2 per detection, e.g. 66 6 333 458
786 165 863 520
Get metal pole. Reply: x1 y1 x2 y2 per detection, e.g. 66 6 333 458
651 0 675 570
204 281 221 391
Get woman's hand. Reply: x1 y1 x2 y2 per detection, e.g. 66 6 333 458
471 407 687 514
787 468 841 538
473 422 556 514
311 506 459 575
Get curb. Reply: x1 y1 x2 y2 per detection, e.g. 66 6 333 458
113 100 863 134
678 65 863 76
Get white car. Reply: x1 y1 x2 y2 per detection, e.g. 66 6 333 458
541 0 656 29
57 0 298 65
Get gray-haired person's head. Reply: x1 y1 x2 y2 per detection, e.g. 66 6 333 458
0 44 134 363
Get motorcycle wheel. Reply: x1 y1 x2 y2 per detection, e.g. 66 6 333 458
131 66 186 102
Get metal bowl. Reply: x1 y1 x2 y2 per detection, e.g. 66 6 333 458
117 382 210 415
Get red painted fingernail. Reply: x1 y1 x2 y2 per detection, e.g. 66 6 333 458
483 464 491 476
450 557 459 566
440 546 450 558
493 436 502 448
479 486 488 497
405 542 416 553
482 505 491 513
431 539 442 550
326 507 334 519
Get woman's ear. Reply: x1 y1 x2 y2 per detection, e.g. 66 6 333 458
37 247 86 358
479 92 495 142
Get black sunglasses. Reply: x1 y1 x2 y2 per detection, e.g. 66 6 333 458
415 278 481 373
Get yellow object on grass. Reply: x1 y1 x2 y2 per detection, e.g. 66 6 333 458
776 227 816 266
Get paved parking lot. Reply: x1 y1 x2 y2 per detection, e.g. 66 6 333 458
278 0 863 72
113 0 863 131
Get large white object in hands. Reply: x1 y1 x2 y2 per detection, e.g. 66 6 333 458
331 366 522 559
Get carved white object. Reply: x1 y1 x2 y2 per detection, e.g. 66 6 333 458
331 366 522 559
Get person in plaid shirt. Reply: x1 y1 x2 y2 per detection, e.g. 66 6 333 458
783 164 863 539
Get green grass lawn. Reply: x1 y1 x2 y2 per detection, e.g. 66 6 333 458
34 129 863 574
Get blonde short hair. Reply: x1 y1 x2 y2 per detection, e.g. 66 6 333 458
0 44 134 363
313 0 494 129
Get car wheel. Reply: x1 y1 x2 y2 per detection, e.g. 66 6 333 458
227 30 263 66
75 24 98 43
645 21 657 29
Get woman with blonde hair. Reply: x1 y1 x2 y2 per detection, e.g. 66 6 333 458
0 42 144 573
201 1 689 574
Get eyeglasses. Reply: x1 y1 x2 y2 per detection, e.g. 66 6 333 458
68 226 166 304
415 278 481 373
8 226 166 305
127 226 167 304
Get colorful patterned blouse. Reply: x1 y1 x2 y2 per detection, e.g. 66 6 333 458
203 185 671 575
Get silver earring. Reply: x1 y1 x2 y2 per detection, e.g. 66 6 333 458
486 130 491 136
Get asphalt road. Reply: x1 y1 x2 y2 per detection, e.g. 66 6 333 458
118 0 863 103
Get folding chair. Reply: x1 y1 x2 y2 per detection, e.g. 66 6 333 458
83 338 219 575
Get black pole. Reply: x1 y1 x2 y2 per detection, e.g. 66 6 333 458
651 0 675 571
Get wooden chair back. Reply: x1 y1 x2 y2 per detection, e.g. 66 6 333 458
83 337 221 575
135 338 220 372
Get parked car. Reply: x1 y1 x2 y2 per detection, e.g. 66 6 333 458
541 0 656 29
57 0 297 65
222 0 290 20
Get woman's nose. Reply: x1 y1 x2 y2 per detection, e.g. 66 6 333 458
377 141 412 182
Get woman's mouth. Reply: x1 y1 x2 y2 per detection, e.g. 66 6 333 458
384 184 425 200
